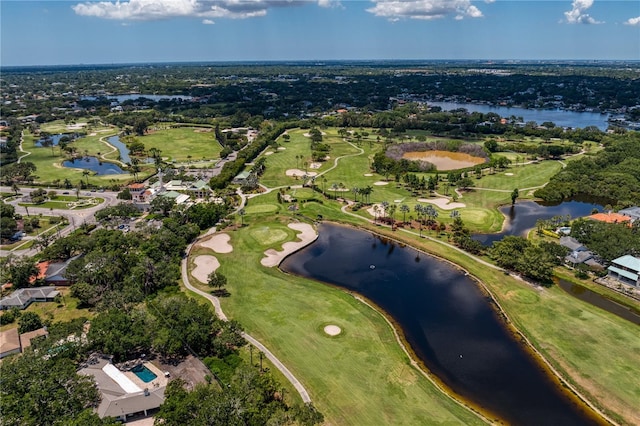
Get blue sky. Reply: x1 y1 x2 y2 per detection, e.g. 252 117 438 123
1 0 639 66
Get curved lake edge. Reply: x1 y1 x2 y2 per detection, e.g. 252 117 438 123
279 221 613 426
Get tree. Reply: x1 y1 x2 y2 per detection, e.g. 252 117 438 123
11 183 19 196
18 312 43 333
511 188 519 205
399 204 410 223
9 257 38 288
150 196 176 217
238 208 246 226
208 271 228 292
0 353 101 425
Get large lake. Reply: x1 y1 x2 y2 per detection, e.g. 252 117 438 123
281 223 604 425
428 101 610 130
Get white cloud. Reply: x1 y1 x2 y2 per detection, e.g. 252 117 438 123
202 18 215 24
625 16 640 26
564 0 602 24
317 0 343 8
366 0 485 21
72 0 331 21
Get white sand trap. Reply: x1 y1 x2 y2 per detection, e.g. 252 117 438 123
393 199 403 203
303 131 327 137
324 325 341 336
309 162 322 169
374 181 389 186
417 198 466 210
367 203 387 217
364 173 373 177
261 223 317 267
200 233 233 253
505 172 514 176
277 147 286 151
286 169 318 177
89 132 97 136
192 255 220 284
264 151 274 156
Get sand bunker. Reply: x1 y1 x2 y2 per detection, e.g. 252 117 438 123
364 173 373 177
264 151 274 156
324 325 341 336
199 233 233 253
192 255 220 284
309 162 322 169
303 131 327 137
277 147 286 151
373 181 389 186
417 198 466 210
286 169 318 177
261 223 317 267
505 172 514 176
366 203 387 217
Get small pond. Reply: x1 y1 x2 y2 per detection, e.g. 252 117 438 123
62 157 125 175
558 279 640 325
107 136 131 164
472 200 602 246
402 150 485 170
281 223 604 425
35 134 68 147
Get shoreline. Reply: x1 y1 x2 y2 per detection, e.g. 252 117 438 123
283 220 616 426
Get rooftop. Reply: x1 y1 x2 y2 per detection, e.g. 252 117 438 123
588 212 632 224
611 255 640 272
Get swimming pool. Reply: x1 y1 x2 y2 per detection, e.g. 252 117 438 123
131 364 157 383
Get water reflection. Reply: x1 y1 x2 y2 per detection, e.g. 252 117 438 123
473 200 602 246
62 157 125 175
281 223 603 425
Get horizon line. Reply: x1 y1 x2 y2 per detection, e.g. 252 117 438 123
2 58 640 69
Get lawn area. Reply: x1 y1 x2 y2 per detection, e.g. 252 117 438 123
0 288 93 332
186 219 487 425
473 160 563 191
137 127 223 162
19 197 102 210
355 222 640 426
21 130 136 187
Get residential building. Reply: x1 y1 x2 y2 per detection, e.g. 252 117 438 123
607 255 640 288
0 286 60 310
618 206 640 223
588 212 632 225
0 327 49 358
79 357 166 422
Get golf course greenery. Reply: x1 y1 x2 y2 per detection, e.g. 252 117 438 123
182 127 640 425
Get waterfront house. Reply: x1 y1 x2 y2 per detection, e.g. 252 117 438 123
607 255 640 288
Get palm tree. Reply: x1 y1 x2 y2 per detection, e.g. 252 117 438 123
330 183 338 199
11 183 19 196
238 208 246 226
82 170 90 186
387 204 397 226
400 204 410 223
352 186 360 202
373 205 380 222
381 201 389 219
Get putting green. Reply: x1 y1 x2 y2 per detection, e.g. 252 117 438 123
250 227 288 246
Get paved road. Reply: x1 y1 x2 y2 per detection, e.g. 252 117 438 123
1 187 120 257
180 233 312 403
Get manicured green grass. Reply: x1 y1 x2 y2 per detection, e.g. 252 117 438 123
187 220 486 425
473 161 563 191
137 127 223 162
357 223 640 426
19 197 102 210
20 130 138 187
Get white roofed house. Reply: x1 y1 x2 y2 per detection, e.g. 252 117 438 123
78 356 167 422
607 255 640 288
